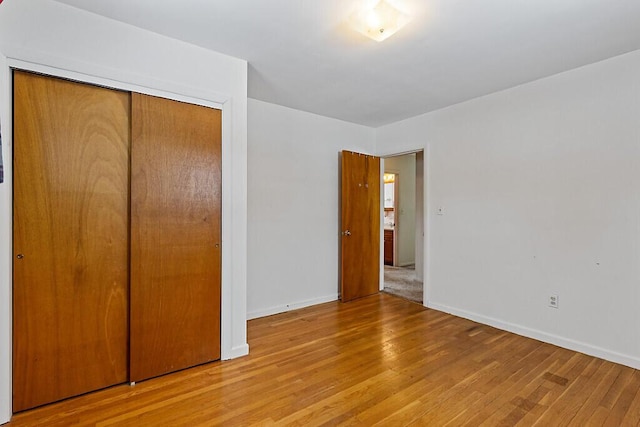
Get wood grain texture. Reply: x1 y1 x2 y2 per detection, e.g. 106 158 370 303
12 71 130 411
9 293 640 425
130 93 222 382
341 150 381 302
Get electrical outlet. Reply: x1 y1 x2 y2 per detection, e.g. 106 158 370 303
549 294 559 309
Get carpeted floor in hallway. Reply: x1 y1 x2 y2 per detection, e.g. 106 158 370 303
383 265 423 303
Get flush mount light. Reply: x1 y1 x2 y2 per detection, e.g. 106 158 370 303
349 0 410 42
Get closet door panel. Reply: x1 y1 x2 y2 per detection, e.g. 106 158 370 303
130 93 221 382
13 71 130 411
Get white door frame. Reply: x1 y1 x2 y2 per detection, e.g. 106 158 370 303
0 57 242 420
378 149 427 305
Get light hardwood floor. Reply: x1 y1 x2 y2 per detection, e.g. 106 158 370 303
9 293 640 426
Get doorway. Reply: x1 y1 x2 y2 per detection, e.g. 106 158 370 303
381 151 424 304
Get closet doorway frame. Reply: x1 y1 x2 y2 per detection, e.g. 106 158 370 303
2 58 236 415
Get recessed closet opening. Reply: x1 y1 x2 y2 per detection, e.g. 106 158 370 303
12 70 222 411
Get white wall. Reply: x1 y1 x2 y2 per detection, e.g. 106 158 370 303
384 154 416 267
247 99 375 319
376 49 640 369
0 1 248 422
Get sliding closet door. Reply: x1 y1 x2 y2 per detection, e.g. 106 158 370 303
13 71 130 411
130 93 222 382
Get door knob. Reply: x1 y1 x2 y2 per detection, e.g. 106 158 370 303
342 230 352 236
16 254 24 259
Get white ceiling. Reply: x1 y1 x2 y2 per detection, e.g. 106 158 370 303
54 0 640 127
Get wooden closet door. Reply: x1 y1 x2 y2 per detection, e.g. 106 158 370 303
13 71 130 411
130 93 222 382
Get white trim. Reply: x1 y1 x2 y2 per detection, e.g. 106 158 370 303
247 294 338 320
3 47 233 107
219 97 234 361
379 147 427 304
0 51 13 426
427 301 640 370
8 59 227 110
227 344 250 359
377 148 424 158
423 142 431 306
379 159 385 291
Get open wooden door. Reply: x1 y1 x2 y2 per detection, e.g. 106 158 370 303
340 150 381 302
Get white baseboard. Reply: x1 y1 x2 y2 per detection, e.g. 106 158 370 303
248 294 338 320
427 301 640 370
223 343 250 360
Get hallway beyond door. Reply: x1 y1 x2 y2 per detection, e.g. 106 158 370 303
383 264 422 303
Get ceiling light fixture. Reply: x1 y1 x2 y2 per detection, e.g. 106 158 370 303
349 0 409 42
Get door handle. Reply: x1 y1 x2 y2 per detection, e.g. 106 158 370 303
16 254 24 259
342 230 351 236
